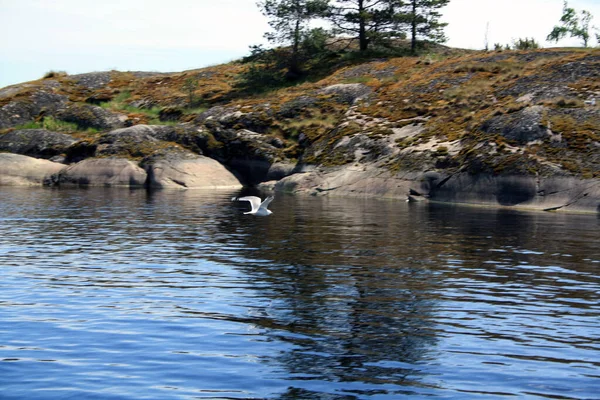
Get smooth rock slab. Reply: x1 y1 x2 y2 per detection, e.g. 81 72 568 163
424 173 600 213
274 164 414 199
318 83 372 104
58 158 147 187
0 153 66 186
143 150 242 190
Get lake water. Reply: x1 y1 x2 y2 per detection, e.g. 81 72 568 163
0 187 599 400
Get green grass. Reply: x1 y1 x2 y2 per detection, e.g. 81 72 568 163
14 116 96 133
113 91 132 103
100 90 170 124
183 105 210 115
286 114 339 129
100 91 132 112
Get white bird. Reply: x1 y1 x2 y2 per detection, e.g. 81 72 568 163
236 196 274 216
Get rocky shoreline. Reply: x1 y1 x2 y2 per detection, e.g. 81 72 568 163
2 148 598 213
1 49 598 213
0 149 241 190
261 164 599 213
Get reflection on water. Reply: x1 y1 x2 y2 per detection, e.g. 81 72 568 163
0 187 598 399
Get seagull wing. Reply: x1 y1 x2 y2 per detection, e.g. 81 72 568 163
259 196 274 211
237 196 262 213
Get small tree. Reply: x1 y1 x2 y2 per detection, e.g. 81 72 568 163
547 1 594 47
512 37 540 50
182 78 198 107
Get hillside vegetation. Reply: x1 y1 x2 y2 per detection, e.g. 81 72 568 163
1 46 599 211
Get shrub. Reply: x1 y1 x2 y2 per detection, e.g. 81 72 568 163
552 97 584 108
182 78 198 107
14 116 94 133
512 37 540 50
435 145 449 155
42 70 68 79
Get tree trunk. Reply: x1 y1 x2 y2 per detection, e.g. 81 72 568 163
358 0 368 51
291 17 301 71
286 11 302 80
411 0 417 54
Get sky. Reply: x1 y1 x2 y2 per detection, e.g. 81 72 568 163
1 0 599 88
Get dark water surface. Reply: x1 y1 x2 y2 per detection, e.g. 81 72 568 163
0 187 599 399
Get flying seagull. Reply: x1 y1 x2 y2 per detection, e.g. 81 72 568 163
236 196 274 216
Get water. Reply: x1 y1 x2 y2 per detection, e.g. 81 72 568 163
0 187 598 400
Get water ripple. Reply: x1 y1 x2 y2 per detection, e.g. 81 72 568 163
0 188 598 399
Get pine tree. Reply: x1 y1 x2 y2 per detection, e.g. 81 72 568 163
328 0 406 51
259 0 329 77
401 0 449 53
256 0 452 60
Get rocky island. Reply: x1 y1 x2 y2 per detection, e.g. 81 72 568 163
0 47 598 213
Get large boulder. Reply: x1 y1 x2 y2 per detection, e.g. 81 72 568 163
318 83 372 104
56 103 127 130
0 129 77 159
63 124 215 163
68 71 167 90
63 125 170 162
68 72 113 90
266 162 296 181
277 96 318 118
141 149 242 190
0 153 66 186
0 91 68 129
133 124 213 155
193 116 285 185
223 129 283 185
92 124 213 158
196 105 274 133
57 158 147 187
480 106 549 144
94 125 165 157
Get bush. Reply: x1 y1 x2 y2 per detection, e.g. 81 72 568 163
236 62 287 93
14 116 92 133
512 37 540 50
435 145 449 155
42 70 68 79
552 97 584 108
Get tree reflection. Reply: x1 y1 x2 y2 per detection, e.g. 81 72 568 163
204 194 442 396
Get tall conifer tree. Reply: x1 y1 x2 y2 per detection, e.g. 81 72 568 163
401 0 449 53
328 0 406 51
259 0 329 76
